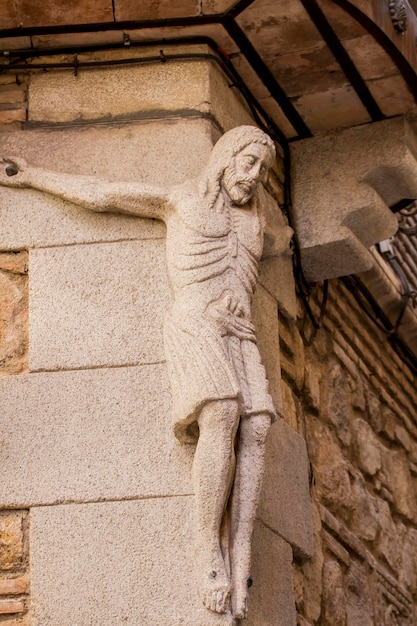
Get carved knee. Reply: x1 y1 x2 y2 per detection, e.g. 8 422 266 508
243 414 271 446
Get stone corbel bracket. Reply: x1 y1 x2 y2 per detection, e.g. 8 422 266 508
290 117 417 281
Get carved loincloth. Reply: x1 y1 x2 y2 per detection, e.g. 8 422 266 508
164 312 276 444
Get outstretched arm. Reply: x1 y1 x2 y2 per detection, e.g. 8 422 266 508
0 157 171 220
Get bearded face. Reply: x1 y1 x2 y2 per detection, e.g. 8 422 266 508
222 143 273 207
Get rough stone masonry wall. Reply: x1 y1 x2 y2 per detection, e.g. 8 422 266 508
287 278 417 626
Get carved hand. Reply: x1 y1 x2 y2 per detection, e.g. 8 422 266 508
208 293 255 341
0 157 30 187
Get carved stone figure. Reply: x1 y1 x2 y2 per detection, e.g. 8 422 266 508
0 126 286 619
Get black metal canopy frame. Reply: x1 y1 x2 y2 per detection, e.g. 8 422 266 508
0 0 416 140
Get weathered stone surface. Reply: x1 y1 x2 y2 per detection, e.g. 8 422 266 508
259 419 314 559
303 360 321 413
0 120 214 250
237 0 322 56
28 54 209 123
252 284 283 415
379 446 417 522
0 87 26 105
279 317 305 389
202 0 233 13
0 259 28 375
323 361 352 447
245 522 296 626
281 379 298 431
375 499 403 574
344 560 374 626
291 118 411 281
114 0 200 20
306 417 353 519
29 240 170 371
0 365 193 508
321 560 347 626
0 0 19 28
0 599 25 614
296 502 323 624
0 514 23 571
27 50 253 131
15 0 113 27
293 85 371 135
351 418 382 476
0 578 28 595
29 498 234 626
399 528 417 593
349 474 379 542
0 108 26 124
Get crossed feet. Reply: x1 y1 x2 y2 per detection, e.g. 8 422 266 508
199 549 251 619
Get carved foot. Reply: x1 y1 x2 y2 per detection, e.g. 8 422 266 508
232 576 252 619
199 553 231 614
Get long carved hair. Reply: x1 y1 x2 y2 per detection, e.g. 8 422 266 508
199 125 276 211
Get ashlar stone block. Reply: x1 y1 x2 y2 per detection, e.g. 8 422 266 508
259 418 314 559
0 365 193 508
29 498 235 626
245 521 296 626
27 48 254 131
0 119 213 250
29 240 171 371
290 117 417 280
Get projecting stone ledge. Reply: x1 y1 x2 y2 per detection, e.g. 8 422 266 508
290 116 417 281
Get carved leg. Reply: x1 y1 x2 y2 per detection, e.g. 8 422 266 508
230 412 271 619
193 399 240 614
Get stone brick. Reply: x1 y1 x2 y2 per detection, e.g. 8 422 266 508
0 365 193 508
245 522 296 626
321 560 347 626
395 423 412 452
0 599 25 614
0 251 28 275
323 361 352 447
379 446 417 522
0 268 28 375
259 419 314 559
375 499 403 574
29 498 231 626
0 87 26 105
344 560 374 626
399 528 417 594
351 418 381 476
296 502 323 624
306 417 353 519
202 0 235 13
0 108 26 124
303 361 321 413
279 318 305 390
0 0 19 28
281 379 298 431
15 0 113 27
114 0 200 20
29 240 170 371
0 515 24 571
349 474 379 542
0 578 27 595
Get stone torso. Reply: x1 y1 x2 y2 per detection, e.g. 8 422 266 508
165 181 265 326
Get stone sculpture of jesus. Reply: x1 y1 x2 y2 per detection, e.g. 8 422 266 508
0 125 280 620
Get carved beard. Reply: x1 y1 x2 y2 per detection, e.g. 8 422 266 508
222 166 256 207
